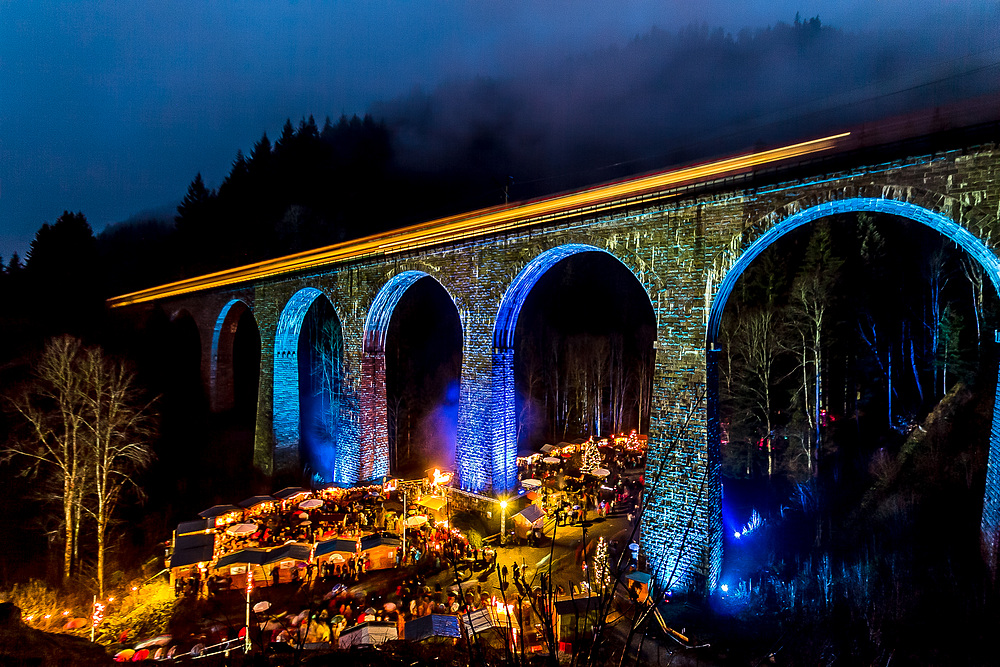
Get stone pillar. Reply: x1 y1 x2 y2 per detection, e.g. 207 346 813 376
253 315 277 480
640 366 713 595
490 348 517 494
456 312 494 493
359 352 389 481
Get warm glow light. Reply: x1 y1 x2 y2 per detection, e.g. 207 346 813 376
108 133 849 308
131 586 138 591
432 468 453 486
500 500 508 510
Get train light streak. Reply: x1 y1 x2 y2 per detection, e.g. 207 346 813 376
107 133 848 307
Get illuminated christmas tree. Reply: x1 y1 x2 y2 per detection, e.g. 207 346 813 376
594 536 611 593
581 438 601 472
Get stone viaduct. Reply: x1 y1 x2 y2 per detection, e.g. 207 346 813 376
110 107 1000 593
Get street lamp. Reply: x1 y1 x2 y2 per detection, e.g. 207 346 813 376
500 500 508 546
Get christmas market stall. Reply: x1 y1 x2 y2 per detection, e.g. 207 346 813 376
511 504 546 542
260 542 312 584
237 495 276 518
272 486 311 510
359 534 402 570
168 532 215 588
553 595 602 653
197 504 242 529
214 548 271 590
314 538 359 573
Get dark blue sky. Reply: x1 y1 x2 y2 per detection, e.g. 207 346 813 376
2 1 999 261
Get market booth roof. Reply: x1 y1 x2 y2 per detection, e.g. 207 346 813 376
460 608 496 635
418 496 447 512
338 621 397 649
513 504 545 525
360 534 401 551
405 614 461 641
198 504 241 518
315 538 359 558
272 486 310 501
216 548 270 569
216 543 312 569
170 533 215 569
175 519 213 536
238 495 275 509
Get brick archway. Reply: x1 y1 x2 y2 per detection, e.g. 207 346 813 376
209 299 257 412
359 270 462 481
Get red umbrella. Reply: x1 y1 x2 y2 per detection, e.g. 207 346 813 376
132 648 150 661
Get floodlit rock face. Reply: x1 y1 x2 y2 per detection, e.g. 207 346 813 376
0 602 114 666
114 132 1000 593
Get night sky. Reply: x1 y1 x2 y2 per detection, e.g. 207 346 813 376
2 1 999 261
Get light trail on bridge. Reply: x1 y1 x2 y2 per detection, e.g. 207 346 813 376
107 132 849 308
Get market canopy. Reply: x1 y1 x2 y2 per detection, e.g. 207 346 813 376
298 498 323 510
540 444 557 453
460 608 496 635
170 533 215 569
225 523 258 536
337 621 397 648
405 614 461 641
418 496 447 512
197 504 241 518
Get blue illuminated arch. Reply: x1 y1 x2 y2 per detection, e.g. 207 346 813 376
364 270 432 352
706 197 1000 344
489 243 651 492
273 288 333 476
494 243 633 349
703 195 1000 586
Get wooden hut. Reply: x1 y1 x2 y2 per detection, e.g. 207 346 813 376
359 534 402 570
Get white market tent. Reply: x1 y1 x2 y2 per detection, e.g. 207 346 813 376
337 621 398 648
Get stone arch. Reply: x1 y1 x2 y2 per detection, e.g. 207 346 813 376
274 287 348 484
705 194 1000 579
360 270 462 481
489 243 655 493
166 308 204 402
209 299 259 412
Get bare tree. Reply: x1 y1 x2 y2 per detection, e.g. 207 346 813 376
4 336 88 584
80 348 156 596
734 307 785 478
